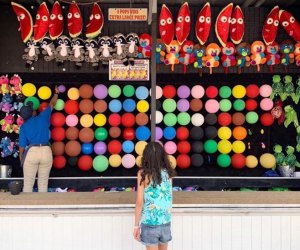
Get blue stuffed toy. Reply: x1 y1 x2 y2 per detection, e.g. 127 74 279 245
0 94 14 113
0 136 18 158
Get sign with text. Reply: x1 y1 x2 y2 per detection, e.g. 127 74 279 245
109 60 149 81
108 8 148 21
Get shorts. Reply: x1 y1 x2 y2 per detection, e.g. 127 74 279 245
140 222 172 246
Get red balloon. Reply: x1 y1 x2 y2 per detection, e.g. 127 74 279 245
176 127 189 140
245 99 258 111
64 100 79 114
260 113 274 126
163 85 176 98
218 112 232 126
109 113 121 127
177 141 191 154
51 112 65 127
177 154 191 169
53 155 66 169
121 113 135 127
231 154 246 169
246 84 260 98
51 127 65 141
108 140 122 154
78 155 93 171
123 128 135 140
206 86 218 98
39 102 48 112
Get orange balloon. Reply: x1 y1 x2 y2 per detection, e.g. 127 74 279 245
232 126 247 140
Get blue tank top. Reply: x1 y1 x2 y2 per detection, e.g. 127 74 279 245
141 170 172 226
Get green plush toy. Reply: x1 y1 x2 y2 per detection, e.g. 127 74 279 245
284 105 299 128
285 146 300 168
282 75 296 102
270 75 284 100
294 77 300 104
273 144 285 166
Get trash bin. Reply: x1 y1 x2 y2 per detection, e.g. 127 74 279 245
0 164 12 178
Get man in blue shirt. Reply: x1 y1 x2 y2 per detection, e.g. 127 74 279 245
19 86 59 192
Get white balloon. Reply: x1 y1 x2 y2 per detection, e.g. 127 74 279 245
191 113 204 126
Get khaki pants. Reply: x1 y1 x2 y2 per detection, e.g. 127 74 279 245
23 146 53 192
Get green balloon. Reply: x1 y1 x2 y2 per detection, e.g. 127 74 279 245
204 140 218 154
108 85 121 98
217 154 231 168
54 99 65 111
93 155 109 172
246 111 259 124
233 99 245 111
163 113 177 126
219 99 232 112
95 127 108 141
219 86 231 98
123 85 135 97
25 96 40 110
163 99 176 112
177 112 191 126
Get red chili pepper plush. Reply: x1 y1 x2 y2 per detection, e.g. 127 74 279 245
49 1 64 40
279 10 300 43
215 3 233 48
67 1 83 38
175 2 191 45
262 6 279 46
195 2 211 46
34 2 50 42
86 3 104 39
159 4 174 46
230 5 244 44
11 2 33 43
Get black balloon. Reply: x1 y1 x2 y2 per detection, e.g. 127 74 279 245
190 127 204 140
68 157 78 166
191 154 204 167
205 126 217 139
192 141 203 153
156 100 162 110
205 114 217 125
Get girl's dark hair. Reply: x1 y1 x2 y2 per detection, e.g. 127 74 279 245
140 141 176 187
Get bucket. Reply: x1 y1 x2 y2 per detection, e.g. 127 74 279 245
277 165 295 177
0 164 12 178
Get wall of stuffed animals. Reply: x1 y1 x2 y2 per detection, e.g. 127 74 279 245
0 1 300 182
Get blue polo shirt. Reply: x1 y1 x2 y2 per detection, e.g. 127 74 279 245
19 106 51 147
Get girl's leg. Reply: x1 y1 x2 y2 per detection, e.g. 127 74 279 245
146 246 159 250
158 243 168 250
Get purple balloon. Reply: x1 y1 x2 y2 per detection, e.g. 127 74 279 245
94 141 107 154
94 84 108 99
177 99 190 112
177 85 190 99
58 85 66 93
155 127 163 140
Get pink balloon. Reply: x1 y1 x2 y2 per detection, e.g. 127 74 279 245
191 85 205 99
205 99 219 113
164 141 177 154
122 154 135 169
259 84 272 97
260 98 274 111
66 115 78 127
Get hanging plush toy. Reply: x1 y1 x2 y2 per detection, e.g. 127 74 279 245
156 39 165 70
69 38 85 68
230 5 245 44
175 2 191 45
265 42 280 72
203 43 221 74
13 94 24 112
22 38 40 68
0 75 10 95
271 99 285 125
49 1 64 40
236 42 250 74
125 33 139 66
193 43 206 76
41 36 57 61
55 35 71 66
195 2 211 46
11 2 33 43
294 77 300 104
0 137 16 158
250 41 267 72
282 75 296 102
280 40 295 70
179 40 195 74
295 42 300 66
159 4 174 46
34 2 50 42
164 40 181 71
9 74 22 96
99 36 114 68
270 75 284 100
86 3 104 39
273 144 285 167
13 115 24 134
279 10 300 43
0 94 14 113
221 42 236 73
285 146 300 168
112 33 128 65
138 33 152 59
284 105 298 128
296 127 300 152
67 1 82 38
215 3 233 48
262 6 279 45
0 114 15 133
85 39 100 69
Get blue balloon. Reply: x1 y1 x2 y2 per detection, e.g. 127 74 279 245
81 143 93 155
136 126 151 141
123 99 136 112
109 99 122 113
122 140 134 153
163 127 176 140
135 86 149 100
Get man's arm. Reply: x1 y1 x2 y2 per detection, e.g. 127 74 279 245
49 86 60 110
19 147 25 162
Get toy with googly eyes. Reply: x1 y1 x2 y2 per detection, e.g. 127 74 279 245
280 39 295 70
195 2 211 46
193 43 206 76
279 9 300 43
33 2 49 43
86 3 104 39
69 38 85 68
215 3 233 48
221 42 236 73
175 2 191 45
236 42 250 74
159 4 174 46
164 40 181 72
67 1 82 38
230 5 244 44
179 40 195 73
85 39 100 69
250 41 267 72
126 32 139 66
55 35 71 66
41 36 56 61
265 42 280 72
49 1 64 40
294 42 300 66
262 6 279 46
99 36 114 68
22 38 40 68
138 33 152 59
203 43 221 74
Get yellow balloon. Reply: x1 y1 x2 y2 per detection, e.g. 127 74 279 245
22 83 36 97
137 100 150 113
109 154 122 168
135 141 147 156
136 155 143 167
218 140 232 154
168 155 177 169
232 140 246 153
68 87 80 100
246 155 258 168
80 114 93 127
94 114 107 126
218 126 232 140
260 153 276 169
232 85 246 98
37 86 52 100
